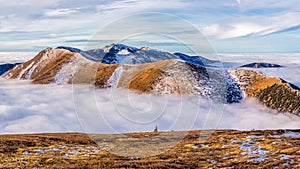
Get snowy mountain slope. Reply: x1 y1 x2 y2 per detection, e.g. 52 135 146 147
81 43 180 64
3 48 79 84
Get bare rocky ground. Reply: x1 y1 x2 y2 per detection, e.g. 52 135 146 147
1 129 300 168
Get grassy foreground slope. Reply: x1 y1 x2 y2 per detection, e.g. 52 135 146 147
1 130 300 168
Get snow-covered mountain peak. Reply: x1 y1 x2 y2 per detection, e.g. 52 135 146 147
54 44 216 66
103 43 139 54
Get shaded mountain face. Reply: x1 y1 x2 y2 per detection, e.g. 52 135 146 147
240 62 282 68
0 63 21 75
173 52 216 66
2 45 300 114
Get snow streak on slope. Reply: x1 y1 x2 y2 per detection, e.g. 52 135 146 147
17 61 35 80
54 54 83 84
107 66 124 88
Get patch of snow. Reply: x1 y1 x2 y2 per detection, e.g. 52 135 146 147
54 56 78 84
247 135 263 139
107 66 123 88
280 154 291 160
29 145 103 158
192 145 200 149
239 138 268 161
117 49 130 55
271 131 300 138
24 64 38 79
23 49 50 79
17 61 35 80
207 159 217 164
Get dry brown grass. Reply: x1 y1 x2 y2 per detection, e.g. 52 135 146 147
230 69 282 97
4 49 47 79
32 50 74 84
1 130 300 168
94 64 119 87
3 48 76 84
247 76 281 97
128 68 164 93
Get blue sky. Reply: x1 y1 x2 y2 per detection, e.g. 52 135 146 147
0 0 299 53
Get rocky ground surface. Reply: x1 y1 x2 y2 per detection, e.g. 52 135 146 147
1 129 300 168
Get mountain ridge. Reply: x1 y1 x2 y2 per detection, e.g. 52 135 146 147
2 44 300 115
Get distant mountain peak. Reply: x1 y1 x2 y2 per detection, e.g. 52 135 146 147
103 43 139 54
56 46 82 53
54 44 217 66
240 62 282 68
79 43 215 65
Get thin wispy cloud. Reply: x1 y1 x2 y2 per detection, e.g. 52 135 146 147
44 8 79 18
202 12 300 39
0 0 299 53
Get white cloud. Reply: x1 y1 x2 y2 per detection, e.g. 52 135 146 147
201 24 222 37
44 8 79 17
1 53 300 135
202 12 300 39
238 0 300 11
96 0 188 14
0 0 299 52
202 23 266 39
0 79 83 134
0 52 34 64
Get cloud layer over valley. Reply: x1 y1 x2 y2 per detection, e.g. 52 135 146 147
1 78 300 134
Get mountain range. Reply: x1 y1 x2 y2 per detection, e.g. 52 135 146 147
2 44 300 115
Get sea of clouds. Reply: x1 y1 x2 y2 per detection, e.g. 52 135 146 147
0 78 299 134
0 52 300 134
0 52 35 64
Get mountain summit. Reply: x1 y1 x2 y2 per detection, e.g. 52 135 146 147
58 43 215 66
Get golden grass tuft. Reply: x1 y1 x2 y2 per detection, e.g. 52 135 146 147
94 64 119 87
32 50 75 84
128 68 165 93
